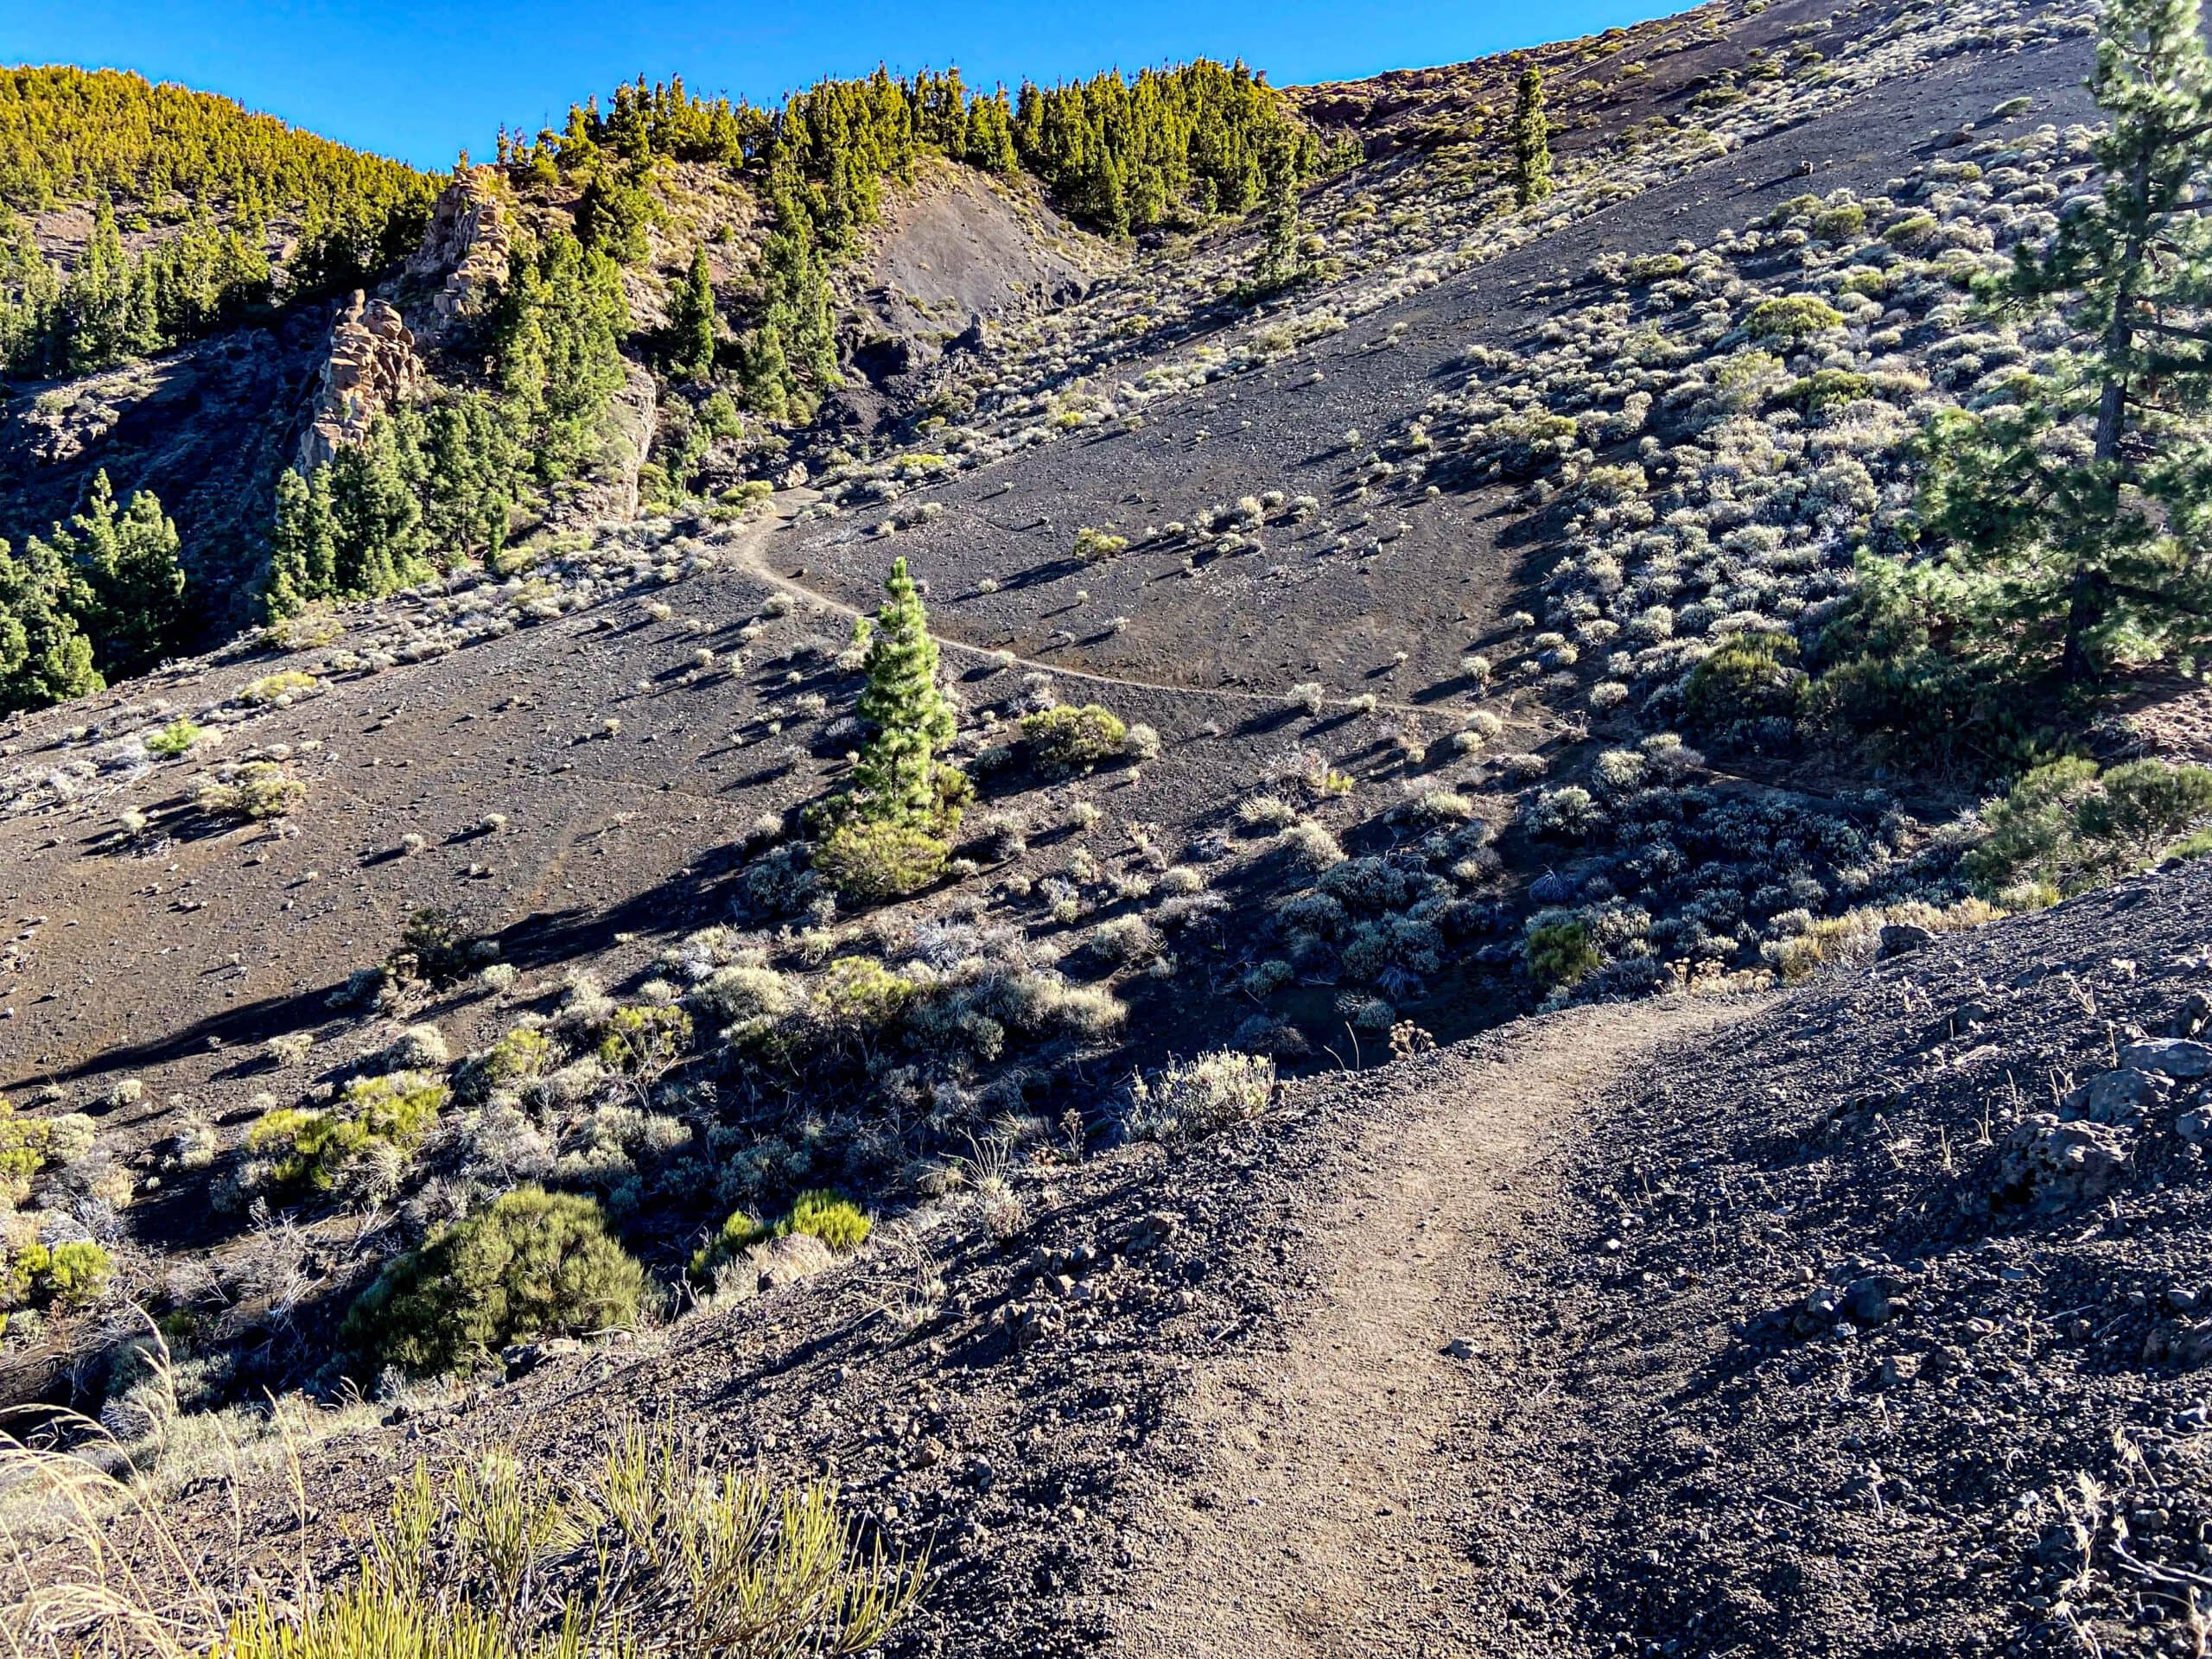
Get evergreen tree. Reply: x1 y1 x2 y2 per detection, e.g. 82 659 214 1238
849 557 959 828
24 470 186 677
493 229 630 479
414 393 518 559
266 465 338 618
1512 67 1554 207
0 204 61 378
326 420 426 597
669 242 717 378
0 537 100 714
1917 0 2212 683
1254 131 1305 291
575 167 656 264
62 198 138 372
738 176 838 420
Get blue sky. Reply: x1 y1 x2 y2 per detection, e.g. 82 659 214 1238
0 0 1681 168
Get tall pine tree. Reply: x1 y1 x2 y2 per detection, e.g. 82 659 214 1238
1512 67 1554 207
27 470 185 677
669 243 717 378
1254 130 1306 291
1917 0 2212 683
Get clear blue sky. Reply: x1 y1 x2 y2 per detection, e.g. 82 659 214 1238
0 0 1681 169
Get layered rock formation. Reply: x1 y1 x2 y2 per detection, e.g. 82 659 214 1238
405 169 512 344
296 293 422 470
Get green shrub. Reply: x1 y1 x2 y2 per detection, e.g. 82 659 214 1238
1624 252 1686 283
1684 634 1807 730
213 1421 919 1659
2 1237 115 1314
476 1025 556 1088
595 1005 693 1073
43 1240 112 1308
344 1187 647 1376
386 906 482 989
782 1189 873 1251
814 818 950 899
1967 758 2212 895
1811 202 1866 241
145 717 203 758
1581 463 1647 502
1486 409 1580 478
1790 367 1872 412
2077 760 2212 862
1525 919 1599 990
248 1072 448 1193
1072 525 1130 563
1884 211 1940 247
1021 703 1128 775
1123 1051 1275 1141
237 670 319 706
690 1210 774 1283
0 1096 68 1205
1744 295 1843 340
193 760 306 820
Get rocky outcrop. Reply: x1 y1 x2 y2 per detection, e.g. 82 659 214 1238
296 293 423 470
405 169 511 344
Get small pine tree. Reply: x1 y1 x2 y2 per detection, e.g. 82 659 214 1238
670 243 717 378
850 556 957 827
0 536 101 713
1918 0 2212 684
1512 67 1554 207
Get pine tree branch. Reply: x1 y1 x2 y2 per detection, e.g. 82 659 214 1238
2132 318 2212 346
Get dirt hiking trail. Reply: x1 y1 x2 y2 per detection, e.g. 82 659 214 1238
1107 995 1758 1659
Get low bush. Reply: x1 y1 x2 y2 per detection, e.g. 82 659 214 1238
1624 252 1686 283
247 1071 448 1195
1525 918 1600 990
1683 633 1807 732
690 1190 870 1283
237 670 319 706
193 760 305 820
1744 295 1844 340
595 1004 694 1073
814 819 950 900
1021 703 1129 775
1769 897 2005 982
145 717 204 758
690 1208 774 1282
1966 758 2212 896
2 1237 114 1320
0 1096 90 1205
783 1188 872 1251
1072 525 1130 563
1124 1051 1275 1141
27 1419 921 1659
344 1186 647 1376
386 906 484 990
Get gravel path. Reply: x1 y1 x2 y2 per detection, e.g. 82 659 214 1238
1107 996 1756 1658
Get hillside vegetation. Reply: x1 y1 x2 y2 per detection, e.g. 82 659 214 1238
9 0 2212 1654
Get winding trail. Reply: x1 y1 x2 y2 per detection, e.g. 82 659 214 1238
1107 995 1757 1659
718 491 1542 730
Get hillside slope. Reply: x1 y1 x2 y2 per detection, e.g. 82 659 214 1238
39 858 2212 1659
10 1 2212 1653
